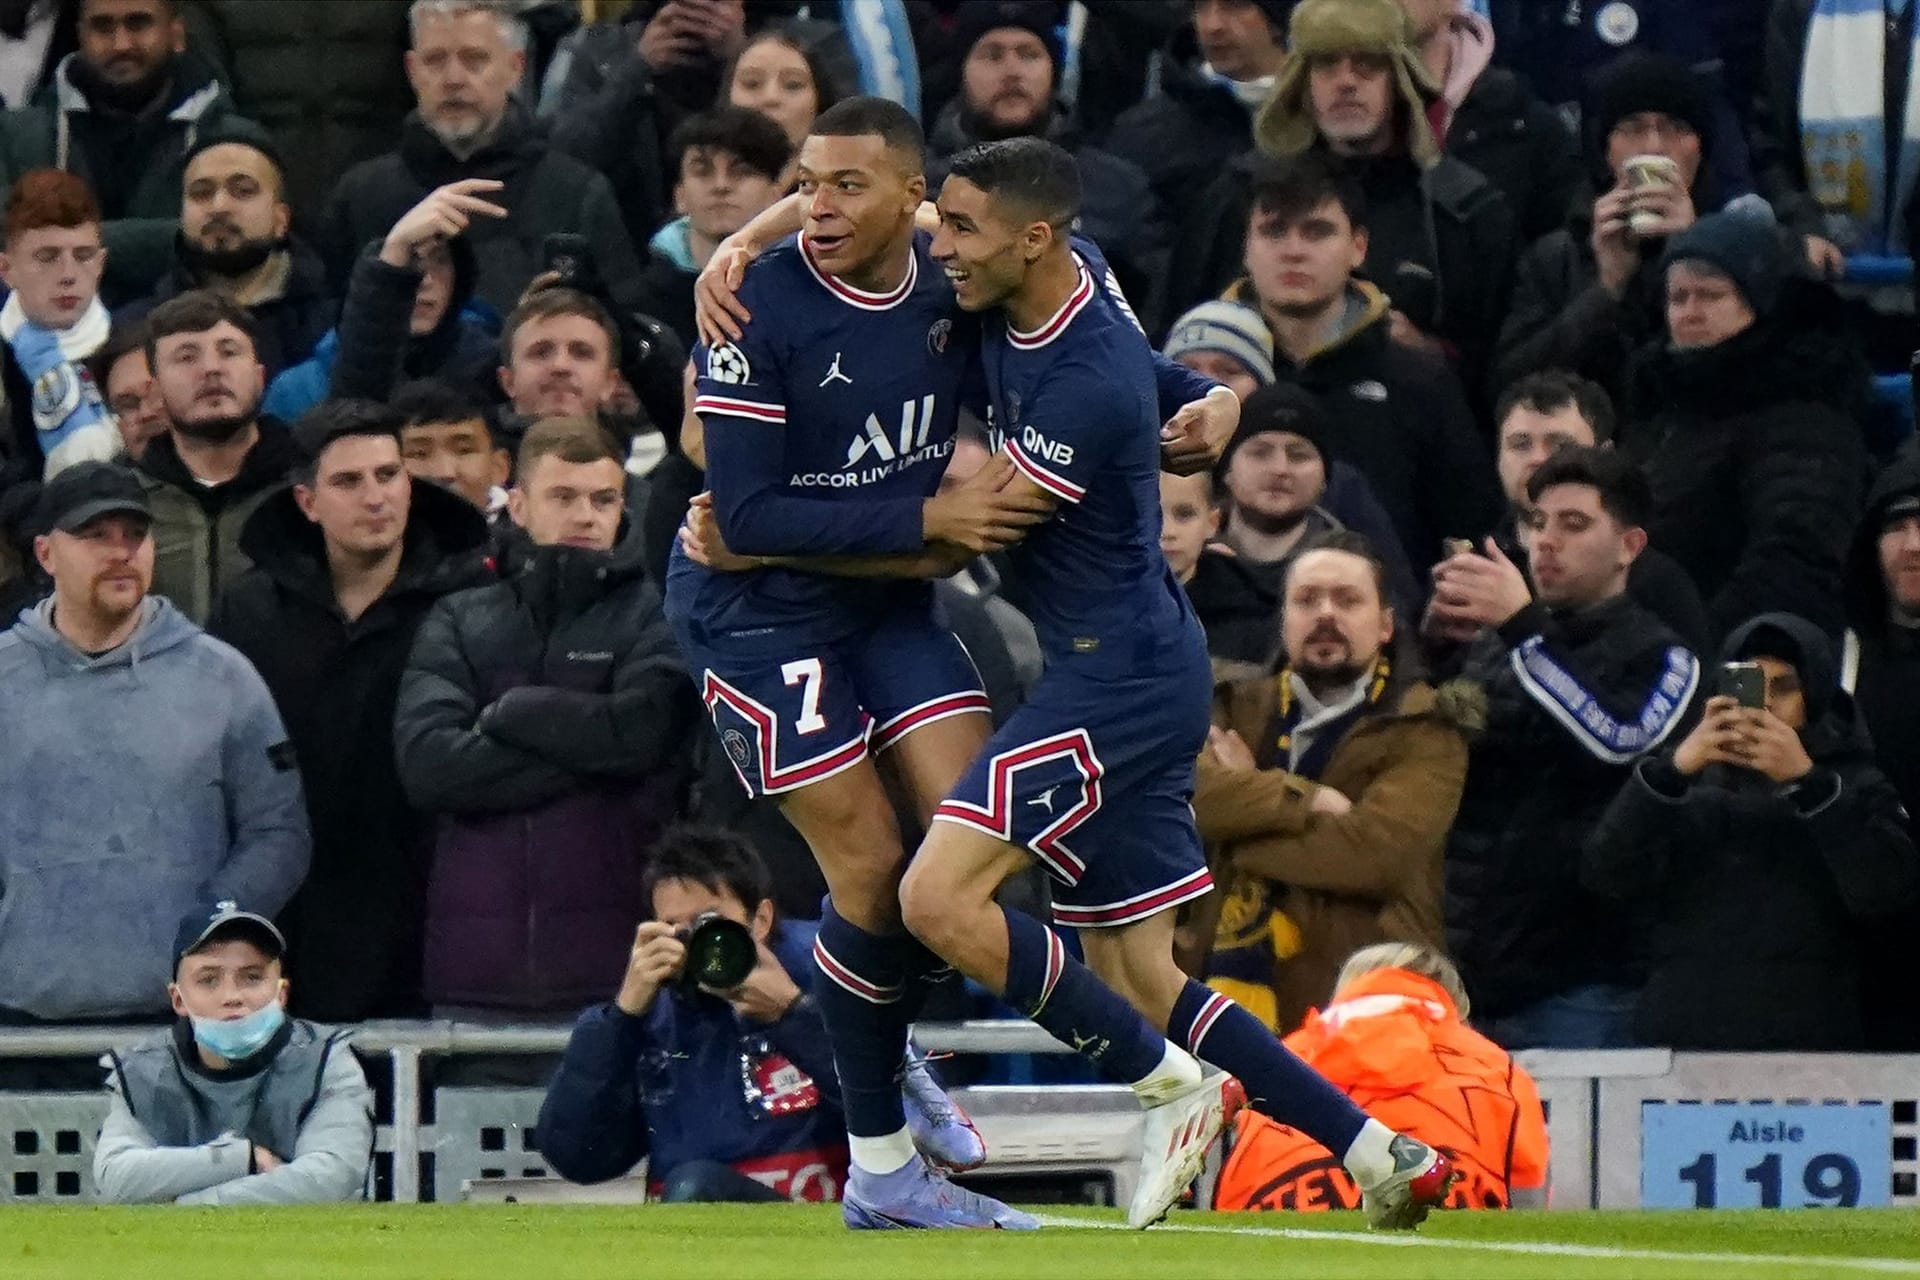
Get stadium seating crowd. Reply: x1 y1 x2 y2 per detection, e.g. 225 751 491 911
2 0 1919 1201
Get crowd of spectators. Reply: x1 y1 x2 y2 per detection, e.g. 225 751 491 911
0 0 1918 1203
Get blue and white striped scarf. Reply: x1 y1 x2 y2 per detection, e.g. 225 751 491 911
1799 0 1920 253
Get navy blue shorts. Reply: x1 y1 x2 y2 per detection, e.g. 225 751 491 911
932 657 1214 929
677 610 988 799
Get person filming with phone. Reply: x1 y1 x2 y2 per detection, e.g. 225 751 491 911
536 826 982 1204
1582 613 1919 1052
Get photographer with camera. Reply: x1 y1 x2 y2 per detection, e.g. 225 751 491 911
536 826 980 1204
1583 612 1919 1051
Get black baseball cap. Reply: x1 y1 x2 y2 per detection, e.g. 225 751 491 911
173 900 287 972
34 461 151 535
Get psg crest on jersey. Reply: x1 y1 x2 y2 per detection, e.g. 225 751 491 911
926 319 951 355
708 342 751 385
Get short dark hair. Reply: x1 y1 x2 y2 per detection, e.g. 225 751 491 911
391 378 496 438
945 135 1081 230
86 318 151 388
1495 369 1616 445
517 416 623 475
143 290 258 369
1246 151 1368 234
670 105 794 185
289 398 405 489
1526 445 1651 529
641 826 773 916
500 286 620 369
810 95 927 175
1286 527 1390 605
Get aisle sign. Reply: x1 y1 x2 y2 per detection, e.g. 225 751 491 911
1641 1102 1889 1209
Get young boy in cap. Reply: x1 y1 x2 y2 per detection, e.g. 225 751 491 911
91 902 372 1205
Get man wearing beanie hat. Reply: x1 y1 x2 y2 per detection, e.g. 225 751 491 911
1106 1 1289 252
1495 51 1833 405
926 2 1164 294
1164 299 1276 400
1220 150 1503 578
1212 382 1421 617
1621 204 1866 641
1164 0 1515 380
126 118 336 380
0 0 243 305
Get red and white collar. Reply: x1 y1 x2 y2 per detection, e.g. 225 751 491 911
799 234 918 311
1007 257 1095 350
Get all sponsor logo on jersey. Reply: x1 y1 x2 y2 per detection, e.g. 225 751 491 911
1019 424 1073 467
789 395 951 488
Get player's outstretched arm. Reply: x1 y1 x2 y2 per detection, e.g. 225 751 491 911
1159 384 1239 478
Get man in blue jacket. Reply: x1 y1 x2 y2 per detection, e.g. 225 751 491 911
535 826 981 1203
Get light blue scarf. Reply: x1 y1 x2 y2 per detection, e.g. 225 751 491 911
1799 0 1920 252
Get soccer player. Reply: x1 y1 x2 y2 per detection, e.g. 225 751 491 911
895 138 1456 1230
665 98 1234 1231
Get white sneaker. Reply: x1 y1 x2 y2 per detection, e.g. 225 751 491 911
1127 1073 1229 1229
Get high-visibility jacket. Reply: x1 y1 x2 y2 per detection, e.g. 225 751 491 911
1214 968 1548 1212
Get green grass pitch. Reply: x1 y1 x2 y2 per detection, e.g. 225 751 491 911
7 1205 1920 1279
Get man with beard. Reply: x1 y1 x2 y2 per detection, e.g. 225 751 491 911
1185 532 1475 1034
321 0 644 318
0 461 308 1046
1443 447 1701 1048
0 0 243 303
132 290 292 622
923 1 1166 300
131 122 336 379
209 398 492 1022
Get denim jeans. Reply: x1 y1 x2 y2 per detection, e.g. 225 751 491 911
1477 983 1640 1050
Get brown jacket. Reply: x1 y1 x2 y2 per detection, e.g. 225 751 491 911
1189 671 1481 1031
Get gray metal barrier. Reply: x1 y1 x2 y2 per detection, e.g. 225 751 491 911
4 1021 1914 1209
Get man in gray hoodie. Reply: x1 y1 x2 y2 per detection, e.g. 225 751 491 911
93 901 372 1204
0 461 310 1032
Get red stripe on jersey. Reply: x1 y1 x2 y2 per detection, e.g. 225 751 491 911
1007 266 1094 349
1004 438 1085 503
800 234 919 310
695 394 787 425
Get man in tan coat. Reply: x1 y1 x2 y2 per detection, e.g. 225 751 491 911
1185 530 1480 1032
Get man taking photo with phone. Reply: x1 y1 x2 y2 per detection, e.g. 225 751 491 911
1583 613 1919 1052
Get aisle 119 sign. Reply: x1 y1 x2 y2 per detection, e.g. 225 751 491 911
1641 1102 1890 1209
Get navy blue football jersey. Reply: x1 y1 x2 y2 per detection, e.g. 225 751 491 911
979 240 1211 674
666 230 974 646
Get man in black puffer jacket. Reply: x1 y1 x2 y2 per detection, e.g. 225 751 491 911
395 418 697 1017
1625 208 1867 641
320 2 643 318
1445 448 1701 1049
1583 612 1919 1050
208 400 494 1022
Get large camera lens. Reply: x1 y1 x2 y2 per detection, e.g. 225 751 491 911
681 911 757 990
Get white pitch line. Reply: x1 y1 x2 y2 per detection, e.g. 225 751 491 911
1030 1214 1920 1275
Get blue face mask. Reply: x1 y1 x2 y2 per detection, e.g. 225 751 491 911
190 996 286 1062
